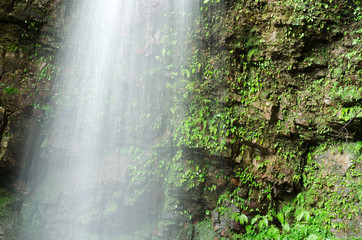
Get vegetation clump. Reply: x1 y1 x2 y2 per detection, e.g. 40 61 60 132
158 0 362 239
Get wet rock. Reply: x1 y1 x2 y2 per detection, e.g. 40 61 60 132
0 108 9 163
0 48 4 68
219 202 240 230
315 147 353 177
0 108 4 126
0 1 13 19
3 52 17 72
0 225 4 240
331 218 362 239
10 2 47 22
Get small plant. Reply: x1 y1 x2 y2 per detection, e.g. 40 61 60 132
2 85 21 95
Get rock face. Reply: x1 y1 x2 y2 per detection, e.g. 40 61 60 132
0 0 68 184
156 0 361 239
0 1 69 235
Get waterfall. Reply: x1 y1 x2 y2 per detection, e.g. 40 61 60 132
17 0 198 239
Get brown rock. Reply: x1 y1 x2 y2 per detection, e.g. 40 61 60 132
4 52 17 71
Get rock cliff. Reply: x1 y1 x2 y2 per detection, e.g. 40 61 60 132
158 0 361 239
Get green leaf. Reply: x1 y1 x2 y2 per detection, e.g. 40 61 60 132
238 214 248 225
296 210 310 222
184 69 191 78
276 212 285 224
251 214 260 225
282 222 290 233
306 234 319 240
267 227 280 240
258 217 268 229
245 225 253 234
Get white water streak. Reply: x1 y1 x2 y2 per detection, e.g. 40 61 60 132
20 0 198 239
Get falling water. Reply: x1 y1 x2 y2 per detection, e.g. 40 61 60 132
17 0 198 239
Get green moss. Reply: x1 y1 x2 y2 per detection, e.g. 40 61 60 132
193 219 218 240
0 189 15 218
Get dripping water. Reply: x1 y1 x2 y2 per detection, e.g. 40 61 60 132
16 0 198 239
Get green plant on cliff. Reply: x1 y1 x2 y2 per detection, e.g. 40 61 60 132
165 0 362 239
0 189 15 218
1 85 21 95
285 0 361 25
328 27 362 125
212 142 361 239
301 144 362 229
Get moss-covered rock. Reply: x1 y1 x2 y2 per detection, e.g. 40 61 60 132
165 0 361 238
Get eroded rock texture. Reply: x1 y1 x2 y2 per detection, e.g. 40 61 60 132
158 0 361 239
0 0 69 185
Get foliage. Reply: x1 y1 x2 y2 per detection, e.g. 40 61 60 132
0 189 15 218
193 219 218 240
283 0 361 25
162 0 362 239
211 142 362 239
1 85 21 95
